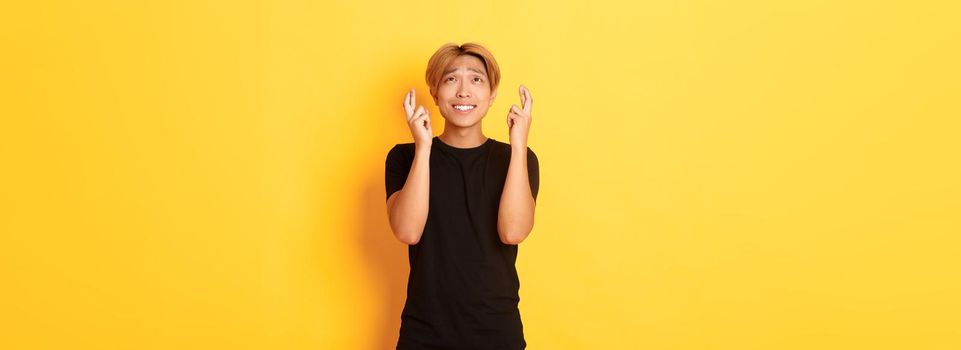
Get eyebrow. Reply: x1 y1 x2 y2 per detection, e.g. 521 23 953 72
443 67 487 77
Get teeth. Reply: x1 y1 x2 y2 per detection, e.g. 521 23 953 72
454 105 475 111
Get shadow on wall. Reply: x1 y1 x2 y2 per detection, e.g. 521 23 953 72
357 176 410 349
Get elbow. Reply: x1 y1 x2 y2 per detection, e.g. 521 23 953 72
387 211 425 245
497 207 535 245
500 236 524 245
389 222 422 245
394 231 421 245
498 230 528 245
497 218 534 245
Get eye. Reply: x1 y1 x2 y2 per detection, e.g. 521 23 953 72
446 76 456 83
473 77 483 83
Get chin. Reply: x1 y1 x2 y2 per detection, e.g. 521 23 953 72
441 110 486 127
443 117 483 128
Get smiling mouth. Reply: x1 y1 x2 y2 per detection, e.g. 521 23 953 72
452 104 476 113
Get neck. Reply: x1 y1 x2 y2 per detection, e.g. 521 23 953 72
439 121 487 148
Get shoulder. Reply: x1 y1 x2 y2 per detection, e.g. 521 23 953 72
489 139 537 158
386 142 416 163
388 142 415 155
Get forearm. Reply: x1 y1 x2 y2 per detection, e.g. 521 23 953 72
497 145 536 245
389 146 431 244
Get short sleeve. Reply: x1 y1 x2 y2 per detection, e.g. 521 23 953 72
385 145 412 202
527 148 539 201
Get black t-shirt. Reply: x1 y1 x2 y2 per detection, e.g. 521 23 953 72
385 136 539 350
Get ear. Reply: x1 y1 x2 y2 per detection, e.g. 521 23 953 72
432 94 438 105
489 90 497 104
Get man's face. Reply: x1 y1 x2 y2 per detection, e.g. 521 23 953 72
433 54 496 127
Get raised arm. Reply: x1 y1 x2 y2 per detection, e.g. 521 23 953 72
387 89 434 245
497 85 536 245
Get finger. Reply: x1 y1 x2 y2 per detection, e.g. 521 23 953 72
414 109 430 125
521 85 534 112
410 110 423 124
407 89 417 118
510 104 522 116
412 105 425 121
422 113 432 130
519 85 527 110
412 114 427 129
404 91 414 116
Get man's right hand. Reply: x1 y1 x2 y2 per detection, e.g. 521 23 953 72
404 88 433 148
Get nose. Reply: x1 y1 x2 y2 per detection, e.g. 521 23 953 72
456 84 471 98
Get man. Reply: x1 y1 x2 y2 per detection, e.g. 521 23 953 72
385 42 539 350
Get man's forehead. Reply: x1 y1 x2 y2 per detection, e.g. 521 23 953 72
443 65 487 76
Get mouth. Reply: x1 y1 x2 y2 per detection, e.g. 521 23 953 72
451 104 476 114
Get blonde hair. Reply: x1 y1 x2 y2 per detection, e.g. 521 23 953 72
425 42 501 99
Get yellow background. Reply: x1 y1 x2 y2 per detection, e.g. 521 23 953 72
2 1 959 349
